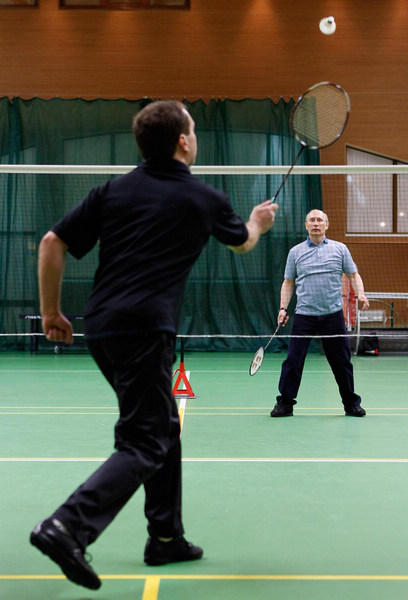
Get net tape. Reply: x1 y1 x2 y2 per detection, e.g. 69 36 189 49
0 333 405 339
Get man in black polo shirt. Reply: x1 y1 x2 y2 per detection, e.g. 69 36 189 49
30 100 278 590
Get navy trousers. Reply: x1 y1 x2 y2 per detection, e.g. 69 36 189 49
278 310 362 408
52 331 183 550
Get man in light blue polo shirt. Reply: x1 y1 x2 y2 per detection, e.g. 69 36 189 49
270 209 369 418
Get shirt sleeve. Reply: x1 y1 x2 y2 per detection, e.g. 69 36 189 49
342 245 358 274
52 185 105 259
284 248 296 280
211 192 248 246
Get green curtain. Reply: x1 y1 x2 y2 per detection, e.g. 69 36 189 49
0 97 321 352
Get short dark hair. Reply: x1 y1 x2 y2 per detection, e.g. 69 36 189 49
132 100 190 163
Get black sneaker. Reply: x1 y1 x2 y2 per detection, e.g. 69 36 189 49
270 402 294 417
345 405 366 417
144 535 203 566
30 518 101 590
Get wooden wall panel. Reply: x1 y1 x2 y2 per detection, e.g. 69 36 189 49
0 0 406 298
1 0 408 161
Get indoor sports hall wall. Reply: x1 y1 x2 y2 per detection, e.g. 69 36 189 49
0 0 407 347
0 0 407 164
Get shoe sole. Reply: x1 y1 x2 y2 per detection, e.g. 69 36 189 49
145 551 203 566
270 413 293 417
30 531 101 590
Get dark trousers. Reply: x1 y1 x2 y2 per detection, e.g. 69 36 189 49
52 332 183 550
278 310 361 408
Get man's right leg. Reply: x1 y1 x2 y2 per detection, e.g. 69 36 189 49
30 332 185 588
51 333 177 548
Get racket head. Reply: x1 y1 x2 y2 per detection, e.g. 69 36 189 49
290 81 350 150
249 346 265 376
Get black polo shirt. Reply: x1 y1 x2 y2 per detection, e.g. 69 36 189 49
52 160 248 338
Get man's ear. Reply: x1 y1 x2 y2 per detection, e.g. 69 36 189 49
178 133 189 152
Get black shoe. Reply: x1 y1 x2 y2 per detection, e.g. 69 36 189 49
144 535 203 566
30 518 101 590
345 405 366 417
270 402 294 417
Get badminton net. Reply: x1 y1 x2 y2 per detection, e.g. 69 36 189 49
0 163 407 353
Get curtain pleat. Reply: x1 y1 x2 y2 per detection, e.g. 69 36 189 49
0 97 321 351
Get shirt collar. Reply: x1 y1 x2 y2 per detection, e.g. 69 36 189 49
306 236 328 247
141 159 191 174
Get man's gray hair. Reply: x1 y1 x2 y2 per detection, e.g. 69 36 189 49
305 209 329 223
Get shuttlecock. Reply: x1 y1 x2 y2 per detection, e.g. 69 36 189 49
319 16 336 35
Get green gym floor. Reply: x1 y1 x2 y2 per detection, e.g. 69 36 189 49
1 350 408 599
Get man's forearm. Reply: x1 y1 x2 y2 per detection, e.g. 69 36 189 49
38 232 67 315
348 272 365 296
347 272 370 311
280 280 295 309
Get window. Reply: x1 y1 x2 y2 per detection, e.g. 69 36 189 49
346 146 408 235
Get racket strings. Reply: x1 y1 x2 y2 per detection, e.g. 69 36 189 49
292 84 349 149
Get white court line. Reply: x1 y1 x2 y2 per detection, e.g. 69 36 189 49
0 370 98 373
182 458 408 463
1 368 408 374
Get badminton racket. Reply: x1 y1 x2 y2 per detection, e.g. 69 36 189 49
271 81 350 203
249 321 284 376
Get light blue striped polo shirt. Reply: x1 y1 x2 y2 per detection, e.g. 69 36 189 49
284 237 357 316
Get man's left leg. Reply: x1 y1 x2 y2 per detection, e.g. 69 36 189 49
143 413 202 565
142 340 203 565
321 311 366 416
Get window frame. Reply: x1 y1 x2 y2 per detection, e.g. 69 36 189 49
346 145 408 236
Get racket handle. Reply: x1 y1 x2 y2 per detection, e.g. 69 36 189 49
270 145 304 204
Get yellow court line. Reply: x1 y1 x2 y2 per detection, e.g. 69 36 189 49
1 406 407 412
2 574 408 582
175 369 191 435
142 576 161 600
0 412 117 415
0 406 117 409
3 457 408 463
0 457 107 461
178 397 186 435
0 407 408 418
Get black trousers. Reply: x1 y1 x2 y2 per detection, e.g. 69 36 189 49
278 310 362 408
52 332 184 550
